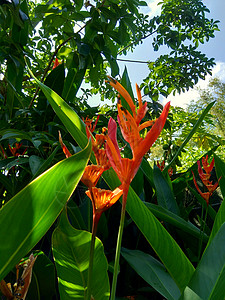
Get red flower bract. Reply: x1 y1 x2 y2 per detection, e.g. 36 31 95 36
105 77 170 192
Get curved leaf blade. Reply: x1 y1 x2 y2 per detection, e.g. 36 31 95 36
27 66 87 149
125 187 195 292
121 248 181 300
182 223 225 300
145 202 208 243
52 209 110 299
153 165 180 215
0 143 91 281
207 154 225 244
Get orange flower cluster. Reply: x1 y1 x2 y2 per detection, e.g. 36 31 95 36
59 81 170 223
59 117 123 225
192 155 220 205
105 77 170 202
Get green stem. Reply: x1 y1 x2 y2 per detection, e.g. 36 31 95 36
110 189 128 300
86 214 99 300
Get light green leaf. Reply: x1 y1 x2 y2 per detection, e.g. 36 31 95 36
52 209 110 299
207 154 225 244
181 223 225 300
27 65 87 149
121 248 181 300
180 287 203 300
0 142 91 281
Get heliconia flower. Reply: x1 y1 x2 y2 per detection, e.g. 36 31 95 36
105 100 170 190
86 186 123 222
52 58 60 69
192 156 221 206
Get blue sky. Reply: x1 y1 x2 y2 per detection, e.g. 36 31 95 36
116 0 225 108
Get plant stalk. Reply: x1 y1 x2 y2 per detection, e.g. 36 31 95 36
110 189 128 300
86 213 99 300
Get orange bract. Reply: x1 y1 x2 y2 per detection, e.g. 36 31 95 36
86 186 123 215
81 165 105 189
106 77 170 192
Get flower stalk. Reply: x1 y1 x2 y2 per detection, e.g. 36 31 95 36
105 77 170 299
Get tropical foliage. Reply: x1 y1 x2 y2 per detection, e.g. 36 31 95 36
0 0 225 300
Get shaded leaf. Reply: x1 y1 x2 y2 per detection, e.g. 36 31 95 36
121 248 181 300
0 142 91 281
52 209 110 299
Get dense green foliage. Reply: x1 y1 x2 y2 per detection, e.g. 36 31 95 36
1 0 225 299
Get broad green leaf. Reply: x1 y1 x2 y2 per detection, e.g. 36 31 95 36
153 165 180 215
124 186 195 292
121 248 181 300
1 157 29 171
140 158 154 187
165 101 215 172
181 223 225 300
52 209 110 299
208 154 225 244
30 146 60 181
0 142 91 281
214 154 225 198
27 65 87 149
145 202 208 243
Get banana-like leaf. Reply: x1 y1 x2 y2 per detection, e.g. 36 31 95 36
121 248 181 300
145 202 208 243
27 66 87 149
153 164 180 215
124 182 195 292
207 154 225 244
0 142 91 281
180 223 225 300
30 73 194 292
52 209 110 299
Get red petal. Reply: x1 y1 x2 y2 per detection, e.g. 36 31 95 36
136 102 170 161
